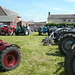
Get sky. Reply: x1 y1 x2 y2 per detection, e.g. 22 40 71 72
0 0 75 22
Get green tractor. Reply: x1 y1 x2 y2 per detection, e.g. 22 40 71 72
15 25 29 36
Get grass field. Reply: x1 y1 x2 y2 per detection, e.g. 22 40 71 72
0 32 66 75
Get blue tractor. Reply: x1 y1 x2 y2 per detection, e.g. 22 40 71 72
38 26 50 35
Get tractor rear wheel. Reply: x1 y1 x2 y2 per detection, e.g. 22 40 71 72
38 28 42 35
0 46 21 71
65 43 75 75
58 34 75 55
58 29 68 36
24 28 29 35
15 31 19 35
7 27 13 35
0 28 6 35
47 28 51 36
0 28 2 35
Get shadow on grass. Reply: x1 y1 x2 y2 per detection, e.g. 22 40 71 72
0 67 10 72
0 33 16 36
0 68 6 72
0 33 30 36
46 50 64 57
59 71 66 75
33 34 48 36
51 42 58 45
54 62 66 75
55 48 59 50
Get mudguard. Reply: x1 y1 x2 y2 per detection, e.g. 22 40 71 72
0 40 21 51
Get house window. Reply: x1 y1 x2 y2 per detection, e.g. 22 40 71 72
68 19 70 22
73 19 75 22
63 19 65 21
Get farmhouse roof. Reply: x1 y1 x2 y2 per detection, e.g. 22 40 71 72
0 6 19 22
35 22 46 24
48 14 75 19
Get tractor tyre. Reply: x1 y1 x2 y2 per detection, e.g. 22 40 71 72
0 28 2 35
26 30 29 35
28 30 30 35
15 30 19 35
58 29 68 36
38 28 42 35
57 29 68 39
57 29 68 40
47 28 50 36
0 46 21 71
0 28 6 35
65 43 75 75
58 33 75 55
15 28 19 35
47 28 52 36
39 31 42 35
24 28 29 35
7 27 13 35
15 32 19 35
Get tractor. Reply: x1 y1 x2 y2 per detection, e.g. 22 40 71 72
38 26 50 36
42 28 69 45
59 34 75 75
0 25 16 35
55 28 75 74
42 27 74 46
0 40 21 71
15 24 30 36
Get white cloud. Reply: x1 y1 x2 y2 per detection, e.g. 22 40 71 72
36 4 61 11
19 12 46 22
36 4 50 9
64 0 75 2
53 8 61 10
33 14 46 22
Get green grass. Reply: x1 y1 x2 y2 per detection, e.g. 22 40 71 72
0 32 66 75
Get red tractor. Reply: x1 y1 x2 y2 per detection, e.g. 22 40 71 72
0 25 16 35
0 40 21 71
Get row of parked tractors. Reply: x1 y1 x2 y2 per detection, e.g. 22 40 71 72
38 25 65 36
0 25 30 36
0 24 31 71
41 27 75 75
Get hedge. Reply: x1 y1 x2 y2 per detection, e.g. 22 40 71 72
46 23 75 27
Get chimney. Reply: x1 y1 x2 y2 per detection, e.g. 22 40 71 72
48 12 50 16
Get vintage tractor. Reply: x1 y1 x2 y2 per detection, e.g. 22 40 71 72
42 28 70 45
15 25 29 35
0 25 16 35
0 40 21 71
38 26 50 36
42 27 74 46
65 43 75 75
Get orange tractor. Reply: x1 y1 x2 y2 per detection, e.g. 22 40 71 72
0 25 16 35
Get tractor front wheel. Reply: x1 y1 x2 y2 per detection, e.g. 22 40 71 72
15 31 19 35
0 46 21 71
7 27 13 35
47 28 51 36
38 29 42 35
0 28 6 35
24 28 29 35
65 43 75 75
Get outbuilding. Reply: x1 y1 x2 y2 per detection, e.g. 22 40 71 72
0 6 21 26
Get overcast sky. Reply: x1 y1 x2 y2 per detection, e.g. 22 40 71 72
0 0 75 22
